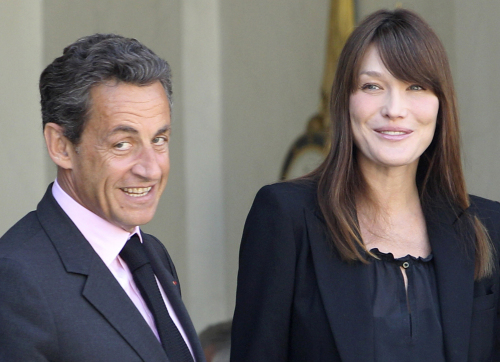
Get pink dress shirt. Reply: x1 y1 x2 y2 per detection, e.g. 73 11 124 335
52 179 195 359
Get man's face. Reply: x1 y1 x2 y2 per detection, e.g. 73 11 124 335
62 81 171 232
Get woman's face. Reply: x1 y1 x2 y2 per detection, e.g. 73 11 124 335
349 45 439 171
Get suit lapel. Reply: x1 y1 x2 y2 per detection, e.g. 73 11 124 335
36 186 168 362
426 206 475 362
143 236 205 362
306 210 375 362
82 256 169 361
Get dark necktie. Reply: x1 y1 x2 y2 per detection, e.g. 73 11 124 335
120 234 194 362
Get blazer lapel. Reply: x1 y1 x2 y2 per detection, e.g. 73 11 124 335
306 210 375 362
143 237 205 362
426 206 475 362
82 256 169 361
36 186 168 362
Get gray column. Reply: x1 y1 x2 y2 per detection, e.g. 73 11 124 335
181 0 227 330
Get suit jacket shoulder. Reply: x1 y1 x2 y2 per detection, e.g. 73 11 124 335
0 210 44 255
256 180 318 211
251 180 320 235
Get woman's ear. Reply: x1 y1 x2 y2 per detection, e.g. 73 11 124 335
43 123 75 170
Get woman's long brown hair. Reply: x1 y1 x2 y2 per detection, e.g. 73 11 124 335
307 9 494 279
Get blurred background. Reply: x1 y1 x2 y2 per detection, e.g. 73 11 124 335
1 0 500 333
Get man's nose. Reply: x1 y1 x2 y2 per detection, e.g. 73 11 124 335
131 146 163 180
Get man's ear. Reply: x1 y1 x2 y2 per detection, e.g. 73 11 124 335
44 123 75 169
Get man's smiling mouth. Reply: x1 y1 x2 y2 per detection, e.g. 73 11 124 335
121 187 152 197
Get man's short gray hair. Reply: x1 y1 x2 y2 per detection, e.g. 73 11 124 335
40 33 172 144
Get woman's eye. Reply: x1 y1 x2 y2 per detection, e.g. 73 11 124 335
408 84 424 91
361 83 381 91
114 142 132 151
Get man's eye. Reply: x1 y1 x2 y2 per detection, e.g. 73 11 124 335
153 137 168 146
114 142 132 150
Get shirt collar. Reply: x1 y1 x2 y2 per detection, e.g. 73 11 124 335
52 179 142 267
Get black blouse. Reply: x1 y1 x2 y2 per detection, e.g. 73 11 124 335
368 249 446 361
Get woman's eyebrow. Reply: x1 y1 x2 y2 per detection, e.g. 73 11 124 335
359 70 383 77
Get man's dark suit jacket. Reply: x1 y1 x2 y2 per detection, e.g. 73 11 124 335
231 181 500 362
0 185 205 362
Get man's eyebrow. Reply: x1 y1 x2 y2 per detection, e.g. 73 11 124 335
155 125 171 137
106 124 171 138
107 125 139 137
359 70 383 77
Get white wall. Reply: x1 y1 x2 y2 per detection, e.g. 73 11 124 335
454 0 500 201
0 1 46 235
220 0 331 317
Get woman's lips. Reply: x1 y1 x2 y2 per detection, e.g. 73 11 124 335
374 128 412 140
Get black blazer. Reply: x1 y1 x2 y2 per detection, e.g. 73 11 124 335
0 185 205 362
231 181 500 362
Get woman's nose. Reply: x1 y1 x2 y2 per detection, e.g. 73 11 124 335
382 89 408 120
